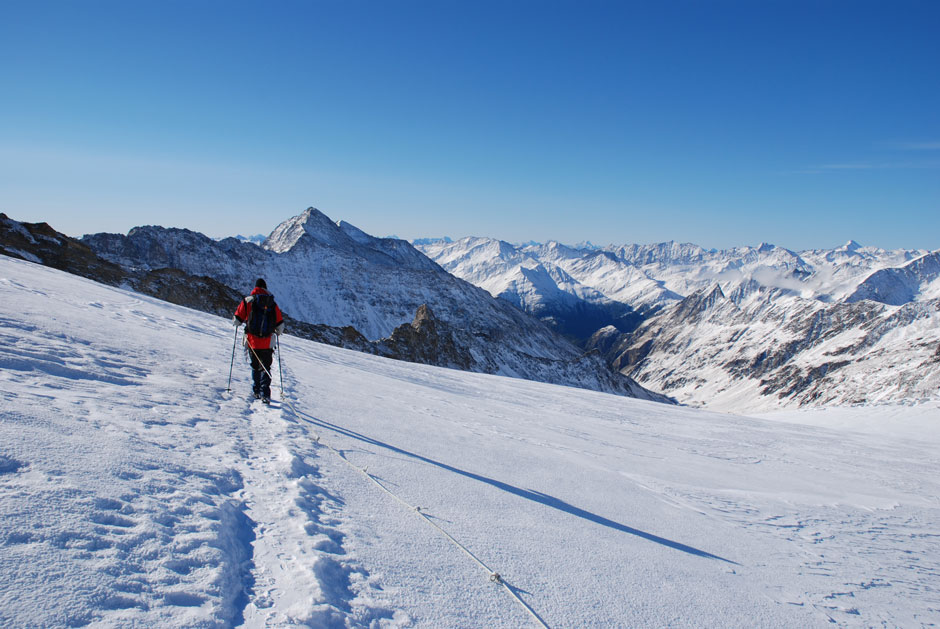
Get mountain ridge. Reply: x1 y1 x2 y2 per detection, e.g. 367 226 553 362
75 209 664 401
418 235 940 412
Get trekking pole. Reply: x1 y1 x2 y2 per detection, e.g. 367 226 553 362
276 334 285 399
226 325 239 392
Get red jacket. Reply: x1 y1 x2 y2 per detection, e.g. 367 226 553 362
234 287 284 350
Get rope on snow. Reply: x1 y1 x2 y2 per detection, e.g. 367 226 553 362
242 342 551 629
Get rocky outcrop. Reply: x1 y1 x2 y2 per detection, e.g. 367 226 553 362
1 213 127 286
380 305 471 370
1 213 241 317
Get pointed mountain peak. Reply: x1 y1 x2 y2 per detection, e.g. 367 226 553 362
263 207 349 253
283 207 331 229
841 239 862 252
296 207 339 231
708 283 727 298
539 240 578 257
673 283 730 320
496 239 519 257
572 240 601 251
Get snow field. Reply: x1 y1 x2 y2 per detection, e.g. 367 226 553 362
1 255 939 627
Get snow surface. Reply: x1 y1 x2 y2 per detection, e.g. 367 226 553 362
753 401 940 444
2 254 939 627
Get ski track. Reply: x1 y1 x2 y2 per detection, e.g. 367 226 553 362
0 268 407 627
1 257 939 627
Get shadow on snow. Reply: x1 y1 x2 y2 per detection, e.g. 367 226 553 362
293 409 738 565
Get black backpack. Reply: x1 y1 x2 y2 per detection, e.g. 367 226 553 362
246 294 277 337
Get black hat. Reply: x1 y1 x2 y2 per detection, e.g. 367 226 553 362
255 278 267 289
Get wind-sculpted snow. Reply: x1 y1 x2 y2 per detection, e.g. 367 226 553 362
2 256 939 627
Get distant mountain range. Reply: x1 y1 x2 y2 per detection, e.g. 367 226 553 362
229 234 267 246
0 210 663 401
6 207 938 412
417 237 940 412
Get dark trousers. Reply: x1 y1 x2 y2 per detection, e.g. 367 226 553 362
249 348 274 398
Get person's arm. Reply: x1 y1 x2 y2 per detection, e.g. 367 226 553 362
274 303 285 335
233 298 249 325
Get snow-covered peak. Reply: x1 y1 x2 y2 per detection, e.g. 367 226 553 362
226 234 266 246
671 283 733 321
847 250 940 305
424 236 522 268
608 241 710 267
411 236 453 247
261 209 436 271
263 207 350 253
570 240 602 251
527 240 582 261
756 242 775 253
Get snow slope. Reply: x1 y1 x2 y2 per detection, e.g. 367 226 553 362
2 254 939 627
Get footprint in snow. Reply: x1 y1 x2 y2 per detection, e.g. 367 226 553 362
0 455 26 474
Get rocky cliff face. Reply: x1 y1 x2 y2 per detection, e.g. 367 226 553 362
379 304 472 370
78 209 666 401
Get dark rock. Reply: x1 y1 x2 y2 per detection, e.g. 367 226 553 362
380 304 472 370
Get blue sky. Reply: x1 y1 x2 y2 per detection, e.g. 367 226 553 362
1 0 938 251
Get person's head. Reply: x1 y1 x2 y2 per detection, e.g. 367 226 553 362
255 278 267 290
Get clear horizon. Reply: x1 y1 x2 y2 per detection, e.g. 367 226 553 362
2 1 938 251
7 205 922 255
